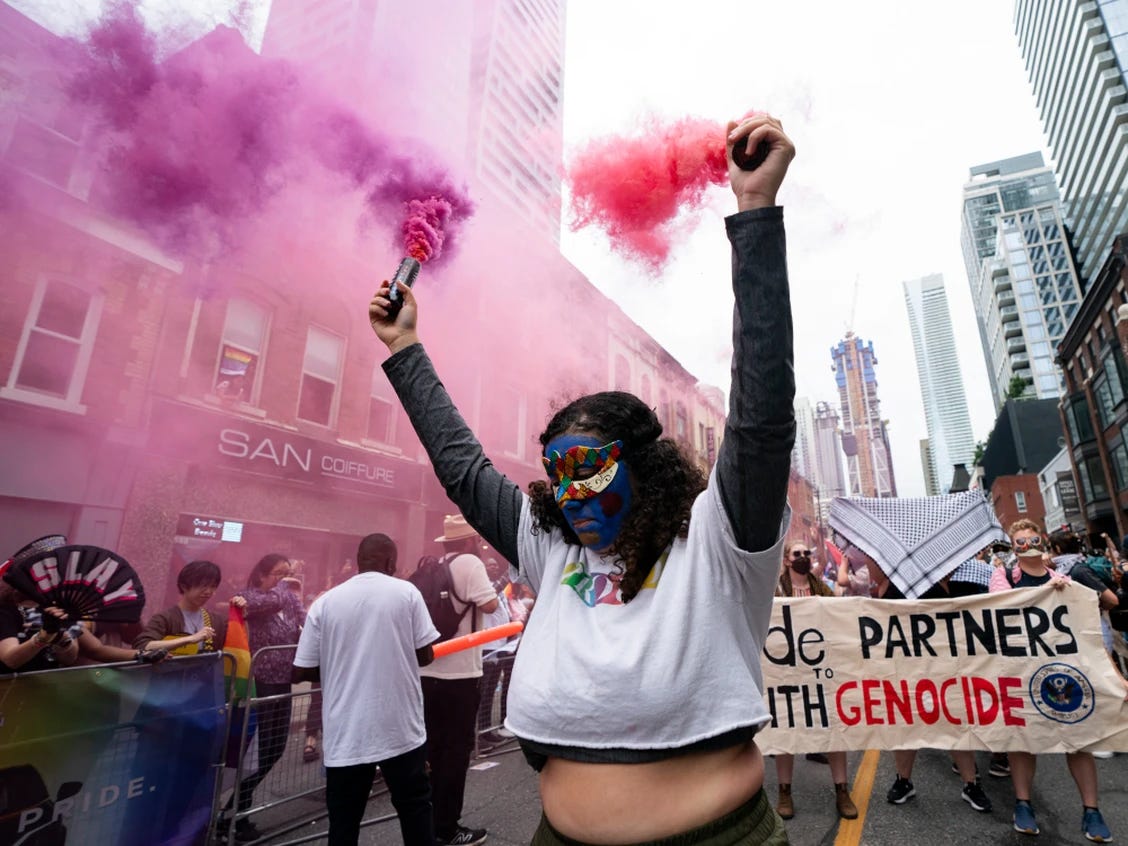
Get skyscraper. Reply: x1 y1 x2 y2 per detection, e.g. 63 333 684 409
812 400 849 522
261 0 565 243
831 333 897 498
792 396 816 481
903 274 976 494
1015 0 1128 285
960 154 1082 406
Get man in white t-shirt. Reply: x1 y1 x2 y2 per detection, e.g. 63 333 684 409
293 533 439 846
422 515 498 846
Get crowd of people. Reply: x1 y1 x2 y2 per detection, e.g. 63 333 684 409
785 523 1128 842
4 112 1128 846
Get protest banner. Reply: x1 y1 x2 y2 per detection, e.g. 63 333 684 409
0 653 225 846
758 583 1128 755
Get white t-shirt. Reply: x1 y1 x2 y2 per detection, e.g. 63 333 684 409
507 472 788 750
419 552 497 680
294 572 439 767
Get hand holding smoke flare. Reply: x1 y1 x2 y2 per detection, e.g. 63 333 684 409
566 111 773 272
387 196 457 318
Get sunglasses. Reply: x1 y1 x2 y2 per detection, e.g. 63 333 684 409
1013 536 1044 550
790 550 811 559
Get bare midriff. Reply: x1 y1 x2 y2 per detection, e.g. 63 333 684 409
539 740 764 844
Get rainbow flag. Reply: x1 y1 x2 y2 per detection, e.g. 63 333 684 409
223 604 254 703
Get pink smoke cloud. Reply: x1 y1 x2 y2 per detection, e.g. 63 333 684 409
63 3 472 266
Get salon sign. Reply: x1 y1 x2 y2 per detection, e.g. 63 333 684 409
758 583 1128 754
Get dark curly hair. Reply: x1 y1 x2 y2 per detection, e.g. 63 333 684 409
527 391 706 602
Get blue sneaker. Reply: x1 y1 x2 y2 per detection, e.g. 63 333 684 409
1083 808 1112 843
1014 801 1039 836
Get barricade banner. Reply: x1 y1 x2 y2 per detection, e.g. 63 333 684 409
758 583 1128 755
0 653 224 846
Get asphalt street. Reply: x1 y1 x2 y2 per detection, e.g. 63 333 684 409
243 741 1128 846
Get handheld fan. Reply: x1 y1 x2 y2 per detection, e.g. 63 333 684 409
0 534 67 580
2 545 146 624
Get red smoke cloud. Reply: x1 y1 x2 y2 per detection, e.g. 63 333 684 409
566 116 730 272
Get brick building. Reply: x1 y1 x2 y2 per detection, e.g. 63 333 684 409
1056 232 1128 540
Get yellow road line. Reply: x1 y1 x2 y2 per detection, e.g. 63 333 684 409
833 749 881 846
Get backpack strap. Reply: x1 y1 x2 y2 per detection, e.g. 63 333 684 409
441 553 476 633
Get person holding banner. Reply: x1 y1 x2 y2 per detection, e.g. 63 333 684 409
990 519 1113 842
370 113 796 845
773 541 858 821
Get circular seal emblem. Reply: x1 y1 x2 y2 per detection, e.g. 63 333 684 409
1029 662 1095 724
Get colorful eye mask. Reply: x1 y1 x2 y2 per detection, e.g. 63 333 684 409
542 440 624 504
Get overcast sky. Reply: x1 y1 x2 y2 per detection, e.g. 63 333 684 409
11 0 1053 496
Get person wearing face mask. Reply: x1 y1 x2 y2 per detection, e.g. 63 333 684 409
988 520 1116 842
370 112 796 845
772 541 857 821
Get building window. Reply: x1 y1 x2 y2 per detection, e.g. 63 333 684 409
367 368 396 444
1111 444 1128 491
1087 456 1110 500
614 354 631 392
1068 395 1096 444
3 278 102 411
297 327 343 426
675 401 688 444
1015 491 1027 513
215 298 268 404
1104 356 1126 408
1095 378 1116 428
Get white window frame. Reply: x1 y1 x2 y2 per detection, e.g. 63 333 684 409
211 297 270 408
1015 490 1028 513
296 325 345 428
363 365 399 449
1 276 102 414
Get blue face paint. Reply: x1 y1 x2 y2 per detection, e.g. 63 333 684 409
544 434 632 551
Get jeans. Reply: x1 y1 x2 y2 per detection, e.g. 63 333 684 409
422 676 481 839
326 744 433 846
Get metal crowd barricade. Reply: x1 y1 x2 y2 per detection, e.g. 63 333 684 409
215 642 523 844
217 644 397 845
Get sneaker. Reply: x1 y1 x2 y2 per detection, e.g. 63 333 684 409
989 754 1010 778
887 776 915 805
1091 750 1115 759
1014 801 1040 836
438 826 488 846
1082 808 1113 843
961 781 992 813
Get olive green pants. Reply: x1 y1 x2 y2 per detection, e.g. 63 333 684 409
530 788 789 846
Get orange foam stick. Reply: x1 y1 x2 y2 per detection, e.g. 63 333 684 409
432 621 524 658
